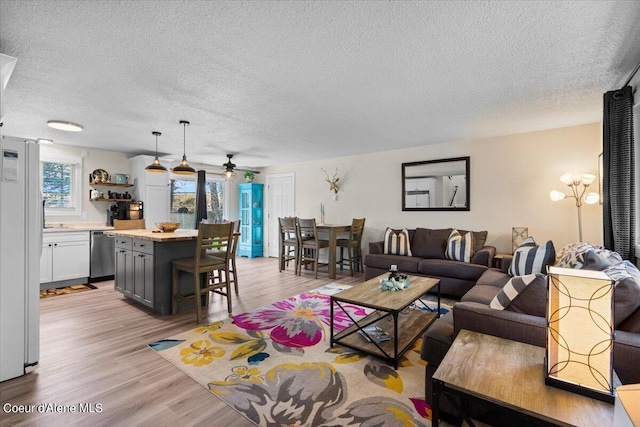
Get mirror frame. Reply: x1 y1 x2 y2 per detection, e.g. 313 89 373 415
402 156 470 211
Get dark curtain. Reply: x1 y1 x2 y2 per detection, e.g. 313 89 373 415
603 85 636 260
194 170 208 229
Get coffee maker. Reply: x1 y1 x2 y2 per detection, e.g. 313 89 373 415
106 202 143 226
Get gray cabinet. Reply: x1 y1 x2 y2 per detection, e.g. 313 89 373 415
115 237 154 308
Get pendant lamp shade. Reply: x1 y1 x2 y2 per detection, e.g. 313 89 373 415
145 131 167 172
172 120 196 175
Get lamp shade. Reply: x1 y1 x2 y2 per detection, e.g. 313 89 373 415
549 190 566 201
172 120 196 175
584 192 600 205
581 174 596 186
559 173 576 185
546 266 615 403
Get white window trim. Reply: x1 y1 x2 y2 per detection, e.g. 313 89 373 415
41 153 83 216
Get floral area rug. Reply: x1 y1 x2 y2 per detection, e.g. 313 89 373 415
149 284 443 426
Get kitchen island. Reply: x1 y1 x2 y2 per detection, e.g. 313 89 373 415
105 229 200 315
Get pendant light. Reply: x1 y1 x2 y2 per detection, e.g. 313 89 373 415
172 120 196 175
145 131 167 172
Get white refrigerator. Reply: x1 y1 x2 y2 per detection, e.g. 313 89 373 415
0 137 41 382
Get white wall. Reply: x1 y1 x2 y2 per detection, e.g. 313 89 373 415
261 123 603 254
41 144 131 225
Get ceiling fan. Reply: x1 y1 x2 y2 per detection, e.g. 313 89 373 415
222 154 260 180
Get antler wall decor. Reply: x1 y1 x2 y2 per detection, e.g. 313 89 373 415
321 168 340 200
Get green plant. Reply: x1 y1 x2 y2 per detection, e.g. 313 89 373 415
244 171 255 182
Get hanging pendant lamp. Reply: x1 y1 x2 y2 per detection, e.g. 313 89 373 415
172 120 196 175
145 131 167 172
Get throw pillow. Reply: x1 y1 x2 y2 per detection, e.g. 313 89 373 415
508 237 556 276
554 242 594 268
445 229 475 262
410 228 451 259
383 228 412 256
489 273 547 316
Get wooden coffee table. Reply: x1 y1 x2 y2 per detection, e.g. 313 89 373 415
330 274 440 369
432 330 615 427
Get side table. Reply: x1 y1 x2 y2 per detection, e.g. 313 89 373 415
432 330 615 427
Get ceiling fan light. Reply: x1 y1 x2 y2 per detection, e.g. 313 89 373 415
224 169 236 180
47 120 83 132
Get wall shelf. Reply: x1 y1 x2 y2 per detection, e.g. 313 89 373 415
89 198 133 202
89 182 133 188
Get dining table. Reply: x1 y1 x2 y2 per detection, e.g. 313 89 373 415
316 223 352 279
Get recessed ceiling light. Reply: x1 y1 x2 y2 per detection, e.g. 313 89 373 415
37 138 53 144
47 120 83 132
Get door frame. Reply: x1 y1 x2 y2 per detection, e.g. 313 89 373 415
265 172 295 258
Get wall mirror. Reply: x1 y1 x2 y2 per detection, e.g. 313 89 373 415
402 156 470 211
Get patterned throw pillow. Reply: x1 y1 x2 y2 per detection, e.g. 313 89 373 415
490 273 547 311
383 228 412 256
508 237 555 276
445 229 475 262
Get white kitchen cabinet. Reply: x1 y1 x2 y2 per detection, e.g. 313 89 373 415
129 155 170 228
40 232 90 284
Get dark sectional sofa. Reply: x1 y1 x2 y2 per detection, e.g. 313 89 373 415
364 228 496 298
420 244 640 413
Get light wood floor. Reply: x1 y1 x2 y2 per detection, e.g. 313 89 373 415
0 258 371 427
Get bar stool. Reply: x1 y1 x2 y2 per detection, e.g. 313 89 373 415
296 218 329 278
209 220 241 295
171 222 233 324
279 217 299 273
337 218 365 276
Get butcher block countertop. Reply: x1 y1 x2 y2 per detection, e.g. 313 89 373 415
104 228 198 242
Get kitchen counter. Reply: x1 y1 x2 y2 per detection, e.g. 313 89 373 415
43 223 113 233
104 229 198 242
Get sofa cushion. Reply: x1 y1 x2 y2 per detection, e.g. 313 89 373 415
619 307 640 334
604 261 640 328
418 259 487 281
445 229 475 262
461 284 501 305
489 273 547 318
476 268 511 288
383 228 412 256
508 237 555 276
364 254 421 273
411 228 451 259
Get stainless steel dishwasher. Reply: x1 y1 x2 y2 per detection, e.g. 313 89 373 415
90 230 115 280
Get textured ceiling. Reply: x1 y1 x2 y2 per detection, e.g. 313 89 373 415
1 1 640 169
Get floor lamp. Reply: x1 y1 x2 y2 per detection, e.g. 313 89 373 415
550 173 599 242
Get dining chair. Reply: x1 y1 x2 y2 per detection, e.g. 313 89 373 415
171 222 233 323
337 218 366 276
278 217 299 273
296 218 329 278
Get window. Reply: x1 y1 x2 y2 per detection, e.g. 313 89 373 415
170 175 227 229
41 154 82 216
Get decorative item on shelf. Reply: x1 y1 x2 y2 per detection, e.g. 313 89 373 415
380 265 410 291
321 167 340 200
512 227 528 253
91 169 109 184
549 173 599 242
243 171 255 183
156 222 180 233
171 120 196 175
114 173 129 184
320 203 325 225
545 266 615 403
145 131 167 172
